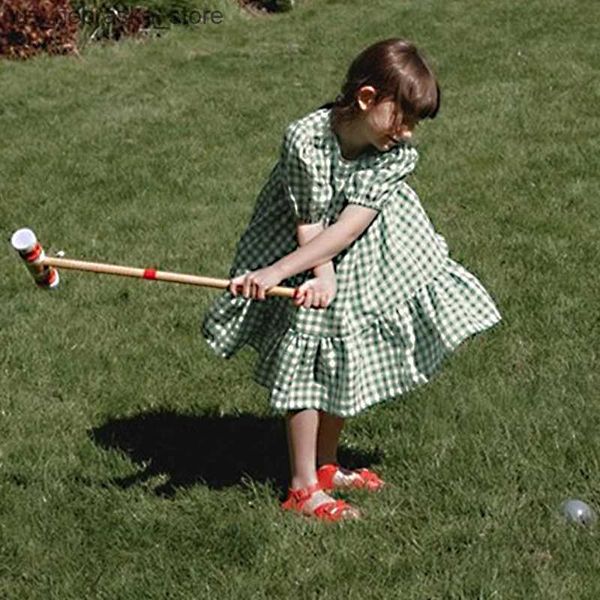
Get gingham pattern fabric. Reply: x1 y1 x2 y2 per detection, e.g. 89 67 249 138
201 107 502 417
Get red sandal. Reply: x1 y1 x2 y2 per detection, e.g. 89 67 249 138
317 463 386 492
281 482 360 522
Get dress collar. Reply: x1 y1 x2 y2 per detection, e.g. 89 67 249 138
313 109 366 168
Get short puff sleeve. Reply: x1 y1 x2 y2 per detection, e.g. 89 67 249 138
344 143 419 212
280 122 333 225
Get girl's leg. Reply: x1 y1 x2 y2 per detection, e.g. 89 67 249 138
285 409 319 489
285 409 359 517
316 410 345 467
316 410 385 491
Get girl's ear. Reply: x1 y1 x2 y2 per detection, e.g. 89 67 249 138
356 86 378 111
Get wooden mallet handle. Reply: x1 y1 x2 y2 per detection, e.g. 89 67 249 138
41 256 296 298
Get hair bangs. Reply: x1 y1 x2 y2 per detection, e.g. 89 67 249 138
396 63 440 121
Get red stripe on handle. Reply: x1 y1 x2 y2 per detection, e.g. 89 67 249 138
143 268 157 280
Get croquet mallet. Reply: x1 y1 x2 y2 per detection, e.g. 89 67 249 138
10 228 298 299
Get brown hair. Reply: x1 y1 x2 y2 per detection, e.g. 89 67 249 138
322 38 440 129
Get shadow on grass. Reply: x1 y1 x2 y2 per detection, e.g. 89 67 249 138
89 410 383 498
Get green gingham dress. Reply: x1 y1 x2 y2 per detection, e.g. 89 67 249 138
201 107 501 417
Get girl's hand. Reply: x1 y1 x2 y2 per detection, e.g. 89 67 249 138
293 273 337 309
229 265 284 301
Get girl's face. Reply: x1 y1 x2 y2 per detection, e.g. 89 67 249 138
361 95 417 152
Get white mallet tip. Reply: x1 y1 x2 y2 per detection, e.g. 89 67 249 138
11 228 37 252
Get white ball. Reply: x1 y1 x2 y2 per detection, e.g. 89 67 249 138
560 499 597 527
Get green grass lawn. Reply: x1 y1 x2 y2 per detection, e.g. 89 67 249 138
1 0 599 597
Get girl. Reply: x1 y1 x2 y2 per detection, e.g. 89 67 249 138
201 38 501 521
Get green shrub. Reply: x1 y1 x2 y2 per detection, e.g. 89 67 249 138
239 0 295 13
71 0 214 43
71 1 156 42
0 0 79 59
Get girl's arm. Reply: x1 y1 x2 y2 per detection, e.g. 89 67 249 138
274 204 379 281
296 222 335 279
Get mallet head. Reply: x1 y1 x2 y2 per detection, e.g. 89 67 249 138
11 228 59 289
